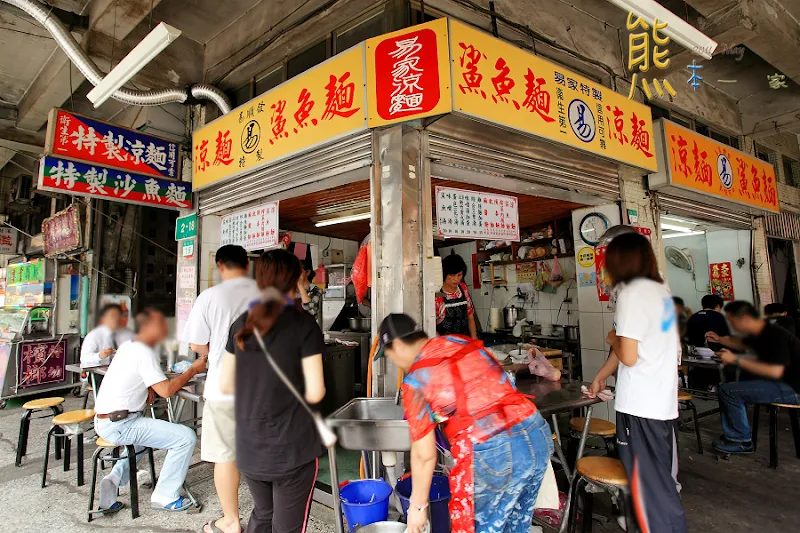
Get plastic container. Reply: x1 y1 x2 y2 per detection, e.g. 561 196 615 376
395 474 451 533
340 479 393 532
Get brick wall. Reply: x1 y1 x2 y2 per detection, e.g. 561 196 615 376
618 166 668 278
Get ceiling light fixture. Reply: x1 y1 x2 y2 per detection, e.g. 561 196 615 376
314 213 371 227
661 222 694 233
87 22 182 108
663 230 705 239
605 0 717 60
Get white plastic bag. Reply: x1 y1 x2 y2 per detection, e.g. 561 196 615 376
534 461 559 509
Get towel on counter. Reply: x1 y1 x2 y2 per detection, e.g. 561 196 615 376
581 385 615 402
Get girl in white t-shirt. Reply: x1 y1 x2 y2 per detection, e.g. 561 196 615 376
588 232 687 533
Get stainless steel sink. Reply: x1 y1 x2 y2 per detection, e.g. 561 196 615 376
327 398 411 451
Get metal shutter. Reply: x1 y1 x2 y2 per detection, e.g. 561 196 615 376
764 211 800 241
656 193 753 229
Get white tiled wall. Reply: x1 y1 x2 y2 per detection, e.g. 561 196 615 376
287 232 360 267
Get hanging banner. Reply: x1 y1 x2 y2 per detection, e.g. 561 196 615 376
42 205 81 257
366 18 452 127
45 108 181 179
710 262 735 300
192 44 367 190
435 186 519 241
39 156 191 210
653 120 779 213
220 201 280 251
0 227 16 254
595 245 611 302
19 339 67 389
449 20 657 172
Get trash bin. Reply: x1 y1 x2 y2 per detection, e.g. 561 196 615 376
395 474 451 533
340 479 393 532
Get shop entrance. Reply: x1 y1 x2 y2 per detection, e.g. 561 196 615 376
768 238 800 316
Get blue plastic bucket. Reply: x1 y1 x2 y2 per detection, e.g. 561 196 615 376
395 474 451 533
340 479 393 532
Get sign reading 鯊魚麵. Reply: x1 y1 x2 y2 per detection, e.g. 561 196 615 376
449 20 658 172
39 156 191 211
45 109 181 179
367 18 452 127
192 45 367 190
652 120 779 214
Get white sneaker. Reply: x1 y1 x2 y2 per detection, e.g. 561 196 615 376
617 516 627 531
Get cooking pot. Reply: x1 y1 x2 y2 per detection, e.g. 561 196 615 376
551 325 565 338
503 306 519 328
348 317 372 332
563 325 579 341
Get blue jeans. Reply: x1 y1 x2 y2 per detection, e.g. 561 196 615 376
718 380 800 442
95 414 196 504
473 412 553 533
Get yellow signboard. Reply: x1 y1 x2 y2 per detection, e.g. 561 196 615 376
366 19 452 127
449 20 658 172
661 120 779 213
192 44 367 190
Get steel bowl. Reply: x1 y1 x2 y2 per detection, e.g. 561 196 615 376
354 522 407 533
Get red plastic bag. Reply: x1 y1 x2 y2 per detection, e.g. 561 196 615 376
550 255 563 281
350 244 370 303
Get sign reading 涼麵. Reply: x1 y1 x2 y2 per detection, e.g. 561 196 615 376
192 45 367 190
449 20 657 172
661 120 779 213
366 18 452 127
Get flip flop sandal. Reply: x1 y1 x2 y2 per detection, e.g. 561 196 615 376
152 496 193 512
94 501 125 516
202 517 226 533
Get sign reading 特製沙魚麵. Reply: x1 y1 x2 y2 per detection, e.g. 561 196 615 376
657 120 779 213
449 20 657 172
435 186 519 241
192 45 367 190
366 19 452 127
221 201 280 251
38 156 191 211
45 109 181 179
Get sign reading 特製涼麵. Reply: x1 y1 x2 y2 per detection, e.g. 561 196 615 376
38 156 191 211
449 20 657 172
192 45 367 190
366 19 452 127
45 109 181 179
658 120 779 213
435 186 519 241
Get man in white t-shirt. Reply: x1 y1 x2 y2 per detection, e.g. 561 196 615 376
183 245 257 533
94 309 207 514
80 304 136 367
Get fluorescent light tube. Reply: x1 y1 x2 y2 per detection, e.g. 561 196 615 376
661 215 694 224
87 22 182 108
605 0 717 60
663 230 705 239
315 213 371 227
661 223 694 233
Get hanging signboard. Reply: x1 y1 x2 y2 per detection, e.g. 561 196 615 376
38 156 191 210
45 108 181 179
710 262 735 300
192 44 368 190
366 18 452 127
435 186 519 241
0 227 16 254
220 201 280 251
651 120 779 214
19 339 67 388
448 20 657 172
7 260 45 286
42 205 81 257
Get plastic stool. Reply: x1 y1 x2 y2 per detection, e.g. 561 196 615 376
16 397 64 467
42 409 94 488
88 437 156 521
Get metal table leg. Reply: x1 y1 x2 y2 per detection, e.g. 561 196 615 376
329 446 345 533
551 414 572 481
558 405 594 533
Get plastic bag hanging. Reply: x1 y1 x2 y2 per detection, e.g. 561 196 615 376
550 256 563 282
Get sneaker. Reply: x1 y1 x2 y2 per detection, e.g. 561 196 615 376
713 439 754 454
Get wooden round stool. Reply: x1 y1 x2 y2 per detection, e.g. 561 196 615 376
567 457 635 533
678 391 703 454
88 438 156 521
42 409 95 488
752 402 800 469
570 417 617 457
16 397 65 467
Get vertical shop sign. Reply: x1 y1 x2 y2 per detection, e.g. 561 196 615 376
435 186 519 241
220 201 279 251
19 339 67 388
367 19 452 126
595 246 611 302
710 262 735 300
42 205 82 257
0 228 16 254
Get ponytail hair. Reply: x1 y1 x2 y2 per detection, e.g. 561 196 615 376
235 249 303 349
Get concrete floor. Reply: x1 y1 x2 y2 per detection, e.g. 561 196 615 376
0 395 797 532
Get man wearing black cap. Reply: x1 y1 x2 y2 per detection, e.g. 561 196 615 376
378 314 551 533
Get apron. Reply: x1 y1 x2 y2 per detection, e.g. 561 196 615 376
408 338 532 533
436 283 471 336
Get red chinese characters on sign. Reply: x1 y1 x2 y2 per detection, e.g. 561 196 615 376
630 113 652 157
293 89 318 133
322 73 360 120
214 131 234 166
692 141 712 186
522 69 554 122
710 262 734 301
374 28 441 120
458 42 487 98
491 58 519 108
607 106 628 145
270 100 289 144
19 340 67 389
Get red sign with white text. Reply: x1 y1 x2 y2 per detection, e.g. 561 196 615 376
710 262 735 301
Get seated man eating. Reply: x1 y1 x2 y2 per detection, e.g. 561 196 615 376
93 308 207 514
708 301 800 455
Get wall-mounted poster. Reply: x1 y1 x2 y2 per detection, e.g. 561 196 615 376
435 186 519 241
710 262 735 301
595 246 611 302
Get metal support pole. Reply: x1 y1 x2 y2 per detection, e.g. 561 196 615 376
329 446 345 533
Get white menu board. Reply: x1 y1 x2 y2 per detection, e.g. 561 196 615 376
220 201 279 251
435 186 519 241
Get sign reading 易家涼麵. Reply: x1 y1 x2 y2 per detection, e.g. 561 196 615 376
42 205 81 257
221 201 280 251
449 20 658 172
45 109 181 179
192 45 367 190
366 18 452 127
435 186 519 241
38 156 191 211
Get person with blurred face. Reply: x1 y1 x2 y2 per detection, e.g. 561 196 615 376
80 304 135 368
436 253 477 338
764 302 797 337
93 308 207 515
708 301 800 454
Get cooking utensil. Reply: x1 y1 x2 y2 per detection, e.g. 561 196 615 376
563 325 579 341
348 317 372 332
503 306 520 328
551 325 565 338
